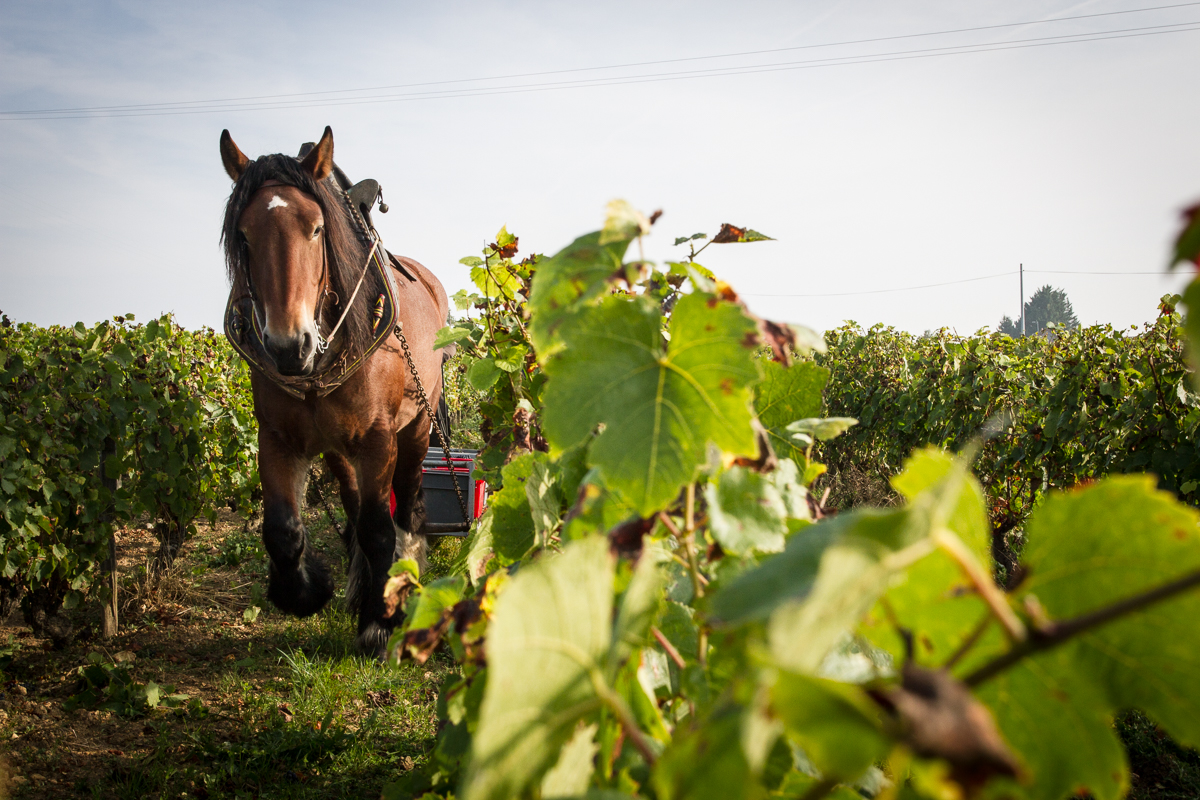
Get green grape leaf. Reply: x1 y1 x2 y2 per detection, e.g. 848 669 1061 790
541 723 600 798
785 417 858 444
463 515 497 585
771 671 890 780
463 537 614 800
768 458 809 521
710 522 839 625
972 476 1200 800
470 259 522 300
493 224 517 251
611 545 667 668
889 448 989 561
762 463 972 673
524 457 561 550
487 453 549 562
653 708 756 800
528 231 633 358
466 358 502 392
1184 278 1200 391
755 361 829 463
543 293 761 516
600 199 651 245
706 467 788 556
433 326 474 351
494 345 528 373
406 576 468 631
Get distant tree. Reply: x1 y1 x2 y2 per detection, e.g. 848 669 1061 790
997 285 1079 336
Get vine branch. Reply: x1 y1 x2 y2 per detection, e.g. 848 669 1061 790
964 567 1200 687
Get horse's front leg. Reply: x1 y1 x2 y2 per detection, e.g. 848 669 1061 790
323 453 360 556
392 412 431 571
260 435 333 617
352 424 400 658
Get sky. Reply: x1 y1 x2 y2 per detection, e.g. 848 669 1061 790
2 0 1199 336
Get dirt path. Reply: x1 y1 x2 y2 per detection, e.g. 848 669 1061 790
0 508 455 799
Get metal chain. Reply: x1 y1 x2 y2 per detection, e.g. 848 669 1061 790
394 322 471 526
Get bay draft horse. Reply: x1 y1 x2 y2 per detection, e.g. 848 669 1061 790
219 127 449 657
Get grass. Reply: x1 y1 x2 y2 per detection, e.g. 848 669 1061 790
0 507 464 799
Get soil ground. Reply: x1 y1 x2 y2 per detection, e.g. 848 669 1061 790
0 505 460 800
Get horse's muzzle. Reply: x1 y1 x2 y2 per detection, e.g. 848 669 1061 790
264 330 316 376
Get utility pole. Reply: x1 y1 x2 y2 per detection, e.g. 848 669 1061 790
1019 263 1025 337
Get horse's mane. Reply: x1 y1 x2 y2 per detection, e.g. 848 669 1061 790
220 153 378 358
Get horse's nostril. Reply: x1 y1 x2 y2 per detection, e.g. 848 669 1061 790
302 332 313 355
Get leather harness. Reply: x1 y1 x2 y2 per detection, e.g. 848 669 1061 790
223 178 415 400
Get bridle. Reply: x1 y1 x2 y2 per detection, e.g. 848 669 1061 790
244 178 382 359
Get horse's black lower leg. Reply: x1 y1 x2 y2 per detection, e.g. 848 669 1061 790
354 498 398 658
262 498 334 617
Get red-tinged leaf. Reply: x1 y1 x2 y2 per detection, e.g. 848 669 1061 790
491 238 519 259
712 223 776 244
401 611 454 664
382 572 418 619
712 223 746 244
1172 203 1200 268
608 515 655 556
760 319 798 366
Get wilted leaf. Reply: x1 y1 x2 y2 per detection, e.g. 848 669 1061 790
491 225 519 259
712 223 774 244
871 664 1019 792
1171 203 1200 268
543 293 761 516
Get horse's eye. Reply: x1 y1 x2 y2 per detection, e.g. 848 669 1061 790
312 225 324 239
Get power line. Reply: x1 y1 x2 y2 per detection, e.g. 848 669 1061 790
4 9 1200 120
743 271 1016 298
742 268 1176 299
1027 269 1169 274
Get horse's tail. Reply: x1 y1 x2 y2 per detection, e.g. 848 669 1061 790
431 355 453 451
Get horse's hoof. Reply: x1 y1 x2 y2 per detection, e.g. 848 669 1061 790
356 621 393 661
267 556 334 617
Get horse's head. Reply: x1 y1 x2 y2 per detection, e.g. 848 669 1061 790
220 128 336 376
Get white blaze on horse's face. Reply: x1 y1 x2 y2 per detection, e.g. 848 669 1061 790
241 185 325 377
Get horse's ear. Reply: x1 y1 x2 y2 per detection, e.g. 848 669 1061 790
220 130 250 182
301 126 334 181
